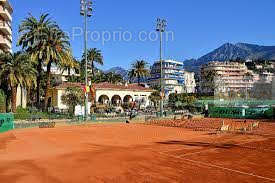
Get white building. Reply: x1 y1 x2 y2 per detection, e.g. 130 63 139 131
48 82 155 112
148 60 185 96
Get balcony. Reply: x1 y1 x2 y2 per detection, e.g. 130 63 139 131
0 21 11 35
0 4 12 21
0 35 11 50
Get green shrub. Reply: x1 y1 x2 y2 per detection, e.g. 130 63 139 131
14 107 50 120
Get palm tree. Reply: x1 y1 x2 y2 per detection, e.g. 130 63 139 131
149 91 161 110
129 60 150 84
82 48 103 77
61 58 80 77
0 52 36 112
17 13 57 108
33 27 74 109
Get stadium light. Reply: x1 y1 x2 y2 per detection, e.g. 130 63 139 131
156 18 167 118
80 0 93 121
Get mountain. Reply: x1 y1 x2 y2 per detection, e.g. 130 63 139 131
184 43 275 72
105 67 129 80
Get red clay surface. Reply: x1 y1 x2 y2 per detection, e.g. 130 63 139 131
0 120 275 183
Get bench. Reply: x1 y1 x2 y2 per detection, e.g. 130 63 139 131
38 122 56 128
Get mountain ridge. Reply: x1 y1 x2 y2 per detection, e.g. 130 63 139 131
184 42 275 72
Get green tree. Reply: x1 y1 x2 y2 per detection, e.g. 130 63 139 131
201 70 218 94
39 27 75 109
104 72 123 84
149 91 161 110
129 60 150 84
0 52 37 112
61 87 85 115
0 90 6 112
168 93 196 110
90 72 105 83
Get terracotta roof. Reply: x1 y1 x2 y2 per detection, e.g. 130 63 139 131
93 82 154 92
54 82 154 92
54 82 84 89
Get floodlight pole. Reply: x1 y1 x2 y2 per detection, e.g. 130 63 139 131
81 0 92 120
156 18 167 118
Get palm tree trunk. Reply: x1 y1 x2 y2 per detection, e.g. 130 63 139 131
44 61 52 111
138 76 140 84
36 60 42 109
5 93 8 113
11 86 17 113
91 62 95 77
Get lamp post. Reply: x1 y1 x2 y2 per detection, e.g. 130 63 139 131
156 18 167 117
80 0 92 120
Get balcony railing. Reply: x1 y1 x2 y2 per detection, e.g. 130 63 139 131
0 5 12 21
0 21 12 35
0 35 11 49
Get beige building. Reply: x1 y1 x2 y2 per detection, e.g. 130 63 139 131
0 0 12 53
200 62 253 94
200 61 275 99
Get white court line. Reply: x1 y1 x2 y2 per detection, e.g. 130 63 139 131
155 150 275 182
142 140 275 182
182 158 275 182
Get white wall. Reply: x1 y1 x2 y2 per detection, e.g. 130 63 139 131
57 90 68 110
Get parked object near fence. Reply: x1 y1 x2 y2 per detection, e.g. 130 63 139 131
0 113 14 133
39 122 56 128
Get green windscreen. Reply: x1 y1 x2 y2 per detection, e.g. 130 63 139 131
0 113 14 133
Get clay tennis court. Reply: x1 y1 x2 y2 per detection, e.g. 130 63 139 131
0 120 275 183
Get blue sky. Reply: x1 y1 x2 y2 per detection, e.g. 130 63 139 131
11 0 275 70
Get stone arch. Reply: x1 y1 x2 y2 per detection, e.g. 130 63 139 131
123 95 133 103
98 95 110 104
111 95 122 106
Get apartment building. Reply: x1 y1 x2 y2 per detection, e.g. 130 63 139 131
148 60 186 96
44 64 80 84
0 0 12 53
200 61 254 94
